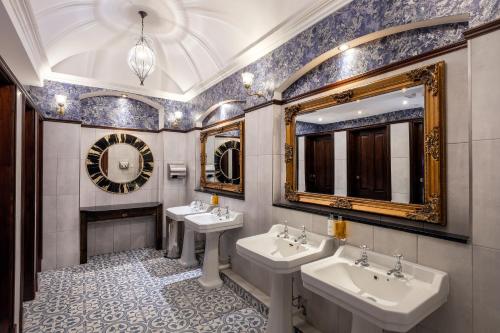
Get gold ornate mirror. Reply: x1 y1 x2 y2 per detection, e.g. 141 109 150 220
284 62 445 224
200 120 245 193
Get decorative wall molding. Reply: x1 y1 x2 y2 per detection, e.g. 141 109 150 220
464 17 500 39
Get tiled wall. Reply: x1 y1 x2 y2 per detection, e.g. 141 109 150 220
42 122 81 270
470 29 500 333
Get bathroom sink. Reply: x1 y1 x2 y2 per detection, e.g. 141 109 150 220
237 224 334 333
166 201 211 221
236 224 334 274
165 201 212 259
301 245 449 332
183 208 243 289
184 209 243 233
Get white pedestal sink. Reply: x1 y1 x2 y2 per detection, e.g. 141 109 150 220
236 224 334 333
184 208 243 289
301 245 449 333
166 201 212 259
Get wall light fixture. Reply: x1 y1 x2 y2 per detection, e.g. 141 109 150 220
241 72 265 98
55 94 67 115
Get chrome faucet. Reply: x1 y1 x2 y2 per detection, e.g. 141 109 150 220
294 225 308 244
224 206 230 219
278 221 289 239
215 207 222 218
355 245 370 267
387 254 404 278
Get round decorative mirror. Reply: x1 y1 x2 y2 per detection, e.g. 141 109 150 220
86 134 154 193
214 140 240 184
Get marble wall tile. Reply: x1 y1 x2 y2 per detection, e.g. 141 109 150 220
473 245 500 333
373 227 417 262
56 230 80 268
417 236 472 333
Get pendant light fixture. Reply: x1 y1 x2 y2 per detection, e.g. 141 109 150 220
128 11 156 86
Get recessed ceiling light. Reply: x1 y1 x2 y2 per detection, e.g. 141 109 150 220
339 44 350 52
318 117 323 122
403 100 408 105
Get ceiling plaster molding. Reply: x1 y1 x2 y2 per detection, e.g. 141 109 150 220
34 0 95 18
3 0 50 84
274 14 470 98
46 71 188 101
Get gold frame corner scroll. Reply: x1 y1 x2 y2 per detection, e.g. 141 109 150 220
284 62 446 225
200 119 245 194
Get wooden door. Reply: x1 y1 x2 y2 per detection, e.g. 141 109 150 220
22 105 37 302
410 120 424 204
348 126 391 201
0 84 17 333
36 113 43 277
305 134 334 194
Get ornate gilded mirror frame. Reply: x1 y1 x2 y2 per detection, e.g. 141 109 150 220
284 62 446 224
200 120 245 194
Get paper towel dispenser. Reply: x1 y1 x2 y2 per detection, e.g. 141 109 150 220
168 163 187 179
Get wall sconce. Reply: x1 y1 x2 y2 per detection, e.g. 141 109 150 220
172 111 183 128
55 94 67 115
241 72 265 98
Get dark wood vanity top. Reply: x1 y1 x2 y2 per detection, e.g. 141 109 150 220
80 202 163 264
81 202 162 212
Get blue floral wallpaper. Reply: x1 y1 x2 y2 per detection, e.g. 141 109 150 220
28 0 500 130
202 103 245 127
296 108 424 136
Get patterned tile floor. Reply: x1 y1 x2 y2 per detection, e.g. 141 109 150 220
23 248 267 332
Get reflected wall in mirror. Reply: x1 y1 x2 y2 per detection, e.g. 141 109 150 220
296 85 424 205
200 120 244 193
285 62 445 224
86 133 154 194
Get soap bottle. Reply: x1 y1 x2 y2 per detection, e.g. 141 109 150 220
327 213 335 236
335 215 346 240
211 193 219 206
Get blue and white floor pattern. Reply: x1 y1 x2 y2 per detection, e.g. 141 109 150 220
23 248 267 332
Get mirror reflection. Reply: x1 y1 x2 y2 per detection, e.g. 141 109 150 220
296 85 424 204
205 130 241 185
100 143 144 183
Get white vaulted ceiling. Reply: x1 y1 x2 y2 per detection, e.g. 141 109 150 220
25 0 352 101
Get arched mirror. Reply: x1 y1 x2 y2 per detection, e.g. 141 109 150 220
86 133 154 194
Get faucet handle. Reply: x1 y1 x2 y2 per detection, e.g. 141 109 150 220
393 253 403 263
360 244 369 252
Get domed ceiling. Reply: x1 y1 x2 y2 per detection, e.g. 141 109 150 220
28 0 351 101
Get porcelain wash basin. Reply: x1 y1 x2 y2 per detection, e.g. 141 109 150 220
236 224 334 333
182 208 243 289
301 245 449 333
236 224 334 274
165 201 212 258
184 210 243 233
166 201 212 221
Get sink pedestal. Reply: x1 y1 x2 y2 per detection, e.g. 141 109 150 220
166 221 179 259
351 314 383 333
267 273 293 333
179 228 197 267
198 232 223 289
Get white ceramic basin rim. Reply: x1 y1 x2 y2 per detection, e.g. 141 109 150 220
166 202 212 221
301 245 449 332
184 210 243 233
236 224 334 274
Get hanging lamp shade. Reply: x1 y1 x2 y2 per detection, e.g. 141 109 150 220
128 11 156 86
